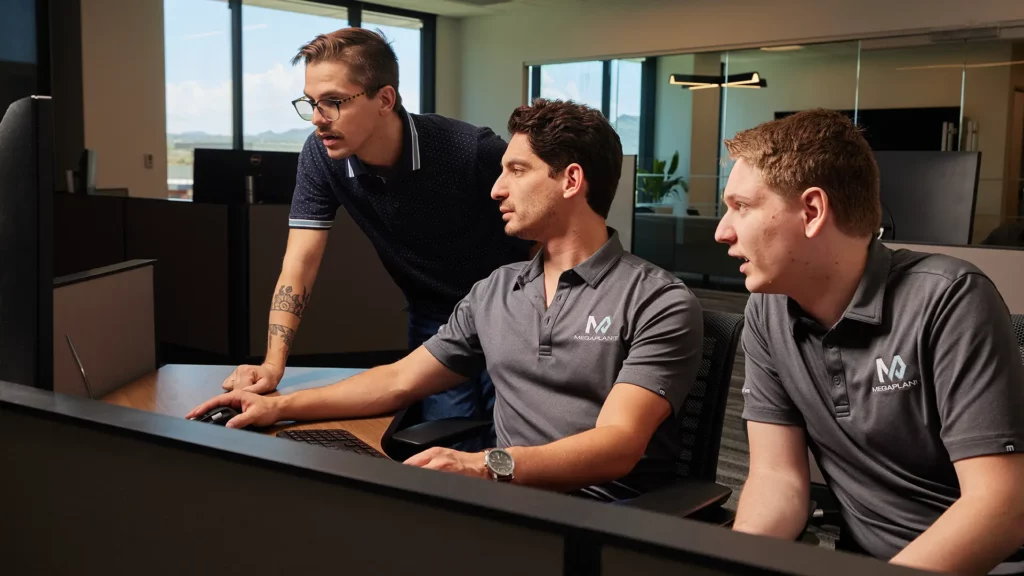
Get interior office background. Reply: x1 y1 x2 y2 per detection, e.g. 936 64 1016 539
3 0 1024 526
5 0 1024 293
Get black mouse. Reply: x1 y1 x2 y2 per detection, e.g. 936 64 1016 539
194 406 240 426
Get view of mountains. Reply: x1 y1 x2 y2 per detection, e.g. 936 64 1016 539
167 114 640 156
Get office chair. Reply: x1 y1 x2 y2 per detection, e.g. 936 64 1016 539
1012 314 1024 365
620 310 743 522
382 310 745 523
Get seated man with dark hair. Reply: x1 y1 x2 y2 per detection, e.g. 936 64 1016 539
718 109 1024 575
188 99 704 492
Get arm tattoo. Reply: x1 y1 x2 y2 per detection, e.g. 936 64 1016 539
268 324 296 350
271 285 310 318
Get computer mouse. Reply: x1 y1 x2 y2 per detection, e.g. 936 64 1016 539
195 406 240 426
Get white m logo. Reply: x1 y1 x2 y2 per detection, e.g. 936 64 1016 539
586 316 612 334
876 355 907 383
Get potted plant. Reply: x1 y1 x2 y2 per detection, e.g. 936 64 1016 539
636 151 688 211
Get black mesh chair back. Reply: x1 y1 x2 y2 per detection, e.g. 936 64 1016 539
674 310 744 482
1012 314 1024 365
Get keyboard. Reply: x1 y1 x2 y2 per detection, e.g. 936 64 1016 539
277 429 386 458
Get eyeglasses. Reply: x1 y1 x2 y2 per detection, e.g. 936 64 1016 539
291 92 367 122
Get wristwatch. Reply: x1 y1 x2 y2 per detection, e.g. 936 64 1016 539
484 448 515 482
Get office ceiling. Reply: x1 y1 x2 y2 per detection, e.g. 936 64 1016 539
241 0 616 19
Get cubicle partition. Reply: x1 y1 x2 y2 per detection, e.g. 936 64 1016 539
247 204 408 360
52 260 157 399
54 194 409 366
0 381 930 576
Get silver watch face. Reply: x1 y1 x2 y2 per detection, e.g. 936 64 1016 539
487 449 514 476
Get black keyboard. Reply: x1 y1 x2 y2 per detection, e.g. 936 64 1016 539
277 429 386 458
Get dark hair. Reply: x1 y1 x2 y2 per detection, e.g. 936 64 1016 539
506 98 622 218
292 27 402 109
725 108 881 237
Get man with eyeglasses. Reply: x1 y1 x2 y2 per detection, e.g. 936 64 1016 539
220 28 531 438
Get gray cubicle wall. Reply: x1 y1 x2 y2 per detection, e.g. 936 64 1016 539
52 260 157 399
53 192 126 277
247 204 408 359
125 199 232 356
885 242 1024 314
1 383 931 576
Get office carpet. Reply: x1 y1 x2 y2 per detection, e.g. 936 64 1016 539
692 287 838 549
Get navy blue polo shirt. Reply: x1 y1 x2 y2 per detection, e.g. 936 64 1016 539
288 106 531 319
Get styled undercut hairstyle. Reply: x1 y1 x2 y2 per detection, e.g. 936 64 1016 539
506 98 623 219
724 108 882 238
292 27 402 109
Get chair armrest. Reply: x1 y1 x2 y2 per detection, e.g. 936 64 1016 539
624 479 732 519
389 417 492 451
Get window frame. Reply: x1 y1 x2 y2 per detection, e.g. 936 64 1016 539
224 0 436 150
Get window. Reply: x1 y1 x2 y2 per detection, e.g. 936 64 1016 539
532 59 644 155
163 0 435 199
241 2 347 153
164 0 232 199
539 61 603 111
363 11 422 113
609 59 642 156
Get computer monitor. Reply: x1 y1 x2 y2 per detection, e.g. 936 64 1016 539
875 150 981 245
192 148 299 205
0 95 54 389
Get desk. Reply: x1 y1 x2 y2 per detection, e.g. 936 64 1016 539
102 363 393 454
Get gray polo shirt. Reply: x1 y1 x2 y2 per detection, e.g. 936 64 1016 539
742 238 1024 560
424 229 704 463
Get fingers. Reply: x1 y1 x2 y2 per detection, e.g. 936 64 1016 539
185 391 240 420
243 376 271 394
224 407 259 429
403 447 442 467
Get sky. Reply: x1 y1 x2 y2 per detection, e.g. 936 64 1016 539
538 60 642 118
164 0 422 136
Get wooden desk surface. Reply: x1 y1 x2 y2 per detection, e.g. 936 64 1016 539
103 364 394 455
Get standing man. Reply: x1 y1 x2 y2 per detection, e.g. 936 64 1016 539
717 109 1024 575
221 28 530 429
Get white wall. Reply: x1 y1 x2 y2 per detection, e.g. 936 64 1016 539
435 16 462 118
460 0 1024 133
81 0 168 199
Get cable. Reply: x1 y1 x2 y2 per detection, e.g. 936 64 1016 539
879 200 896 241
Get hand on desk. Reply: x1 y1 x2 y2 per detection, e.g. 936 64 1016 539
186 390 281 429
221 363 283 394
404 447 488 480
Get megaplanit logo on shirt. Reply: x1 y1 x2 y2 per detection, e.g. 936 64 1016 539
872 354 920 392
575 315 619 341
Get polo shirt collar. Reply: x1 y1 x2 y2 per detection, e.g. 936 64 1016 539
787 237 892 333
343 105 422 178
574 228 624 287
512 227 624 291
842 237 891 326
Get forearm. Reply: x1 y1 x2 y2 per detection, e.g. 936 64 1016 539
264 267 316 368
505 426 646 491
732 471 809 540
275 363 409 422
891 495 1024 575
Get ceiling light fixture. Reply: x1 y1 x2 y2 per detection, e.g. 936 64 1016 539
760 45 805 52
669 71 767 90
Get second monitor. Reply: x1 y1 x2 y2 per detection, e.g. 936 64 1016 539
192 148 299 205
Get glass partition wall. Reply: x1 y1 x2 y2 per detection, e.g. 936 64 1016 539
533 28 1024 289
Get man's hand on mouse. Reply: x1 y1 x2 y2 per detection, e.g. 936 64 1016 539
221 363 283 395
403 447 488 480
186 391 281 429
